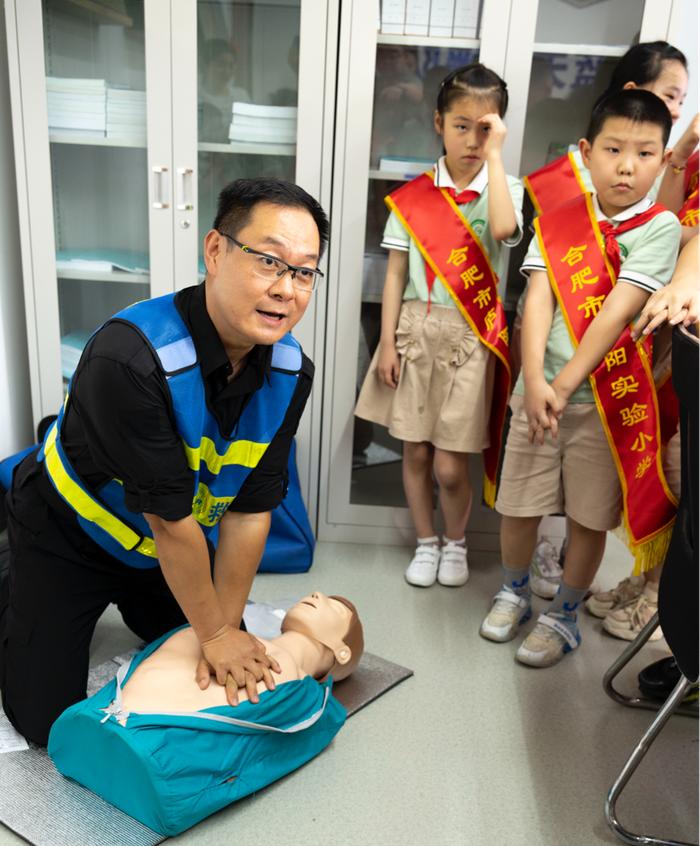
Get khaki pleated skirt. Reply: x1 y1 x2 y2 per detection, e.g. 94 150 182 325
355 300 495 453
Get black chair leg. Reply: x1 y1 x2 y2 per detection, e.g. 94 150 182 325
605 674 697 846
603 611 698 719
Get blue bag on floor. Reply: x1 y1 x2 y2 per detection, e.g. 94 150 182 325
258 439 315 573
48 627 346 837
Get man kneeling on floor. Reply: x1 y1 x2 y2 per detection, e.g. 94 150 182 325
0 177 328 744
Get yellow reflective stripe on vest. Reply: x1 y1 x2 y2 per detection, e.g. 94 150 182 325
136 537 158 557
182 437 269 474
192 483 235 527
44 425 155 554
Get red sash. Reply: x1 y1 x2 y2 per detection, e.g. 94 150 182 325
684 149 699 197
386 172 511 506
678 150 698 225
535 193 677 573
524 151 588 215
678 187 699 227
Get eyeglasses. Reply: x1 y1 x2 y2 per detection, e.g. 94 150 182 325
217 231 324 293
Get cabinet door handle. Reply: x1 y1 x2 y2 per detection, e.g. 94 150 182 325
152 165 170 209
176 167 194 211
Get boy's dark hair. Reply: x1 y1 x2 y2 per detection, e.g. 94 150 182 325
594 40 687 109
586 89 672 147
437 62 508 117
213 177 329 257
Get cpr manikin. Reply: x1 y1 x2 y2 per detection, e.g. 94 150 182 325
121 593 364 712
48 594 364 837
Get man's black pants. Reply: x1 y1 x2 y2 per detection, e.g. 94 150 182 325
0 455 187 746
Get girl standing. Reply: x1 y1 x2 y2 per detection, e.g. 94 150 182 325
355 64 522 588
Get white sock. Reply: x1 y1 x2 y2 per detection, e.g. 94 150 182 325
443 535 465 547
417 535 439 547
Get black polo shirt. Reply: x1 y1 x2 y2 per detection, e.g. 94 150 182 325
52 283 313 520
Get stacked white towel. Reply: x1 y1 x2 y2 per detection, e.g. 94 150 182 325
228 102 297 145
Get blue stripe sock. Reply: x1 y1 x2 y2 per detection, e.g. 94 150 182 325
502 564 530 597
549 583 588 619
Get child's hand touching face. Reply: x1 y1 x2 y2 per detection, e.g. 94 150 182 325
479 113 507 160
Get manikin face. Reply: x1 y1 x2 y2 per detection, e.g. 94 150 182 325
434 94 499 175
282 593 352 642
579 117 667 217
628 60 689 125
203 201 320 353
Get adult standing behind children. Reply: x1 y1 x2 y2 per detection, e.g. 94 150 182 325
355 64 522 589
480 90 681 667
0 178 327 745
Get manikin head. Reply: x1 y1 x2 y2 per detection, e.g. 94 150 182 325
281 593 364 682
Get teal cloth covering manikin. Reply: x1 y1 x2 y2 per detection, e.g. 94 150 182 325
48 627 347 836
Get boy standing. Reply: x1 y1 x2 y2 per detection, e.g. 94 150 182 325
480 90 681 667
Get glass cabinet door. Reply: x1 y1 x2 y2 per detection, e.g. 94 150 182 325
42 0 151 385
354 37 480 509
196 0 301 273
504 0 644 309
321 1 504 544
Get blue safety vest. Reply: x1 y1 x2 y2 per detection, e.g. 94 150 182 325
38 293 301 568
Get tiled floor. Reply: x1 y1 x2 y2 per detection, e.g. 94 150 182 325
1 535 697 846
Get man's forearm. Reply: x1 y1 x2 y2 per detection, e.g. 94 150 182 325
214 511 271 626
145 513 227 642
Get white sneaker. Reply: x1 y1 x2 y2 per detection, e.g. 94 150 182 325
529 536 563 599
404 543 440 587
516 612 581 667
479 589 531 642
437 540 469 586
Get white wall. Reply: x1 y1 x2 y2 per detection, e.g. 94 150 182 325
0 6 33 457
668 0 699 148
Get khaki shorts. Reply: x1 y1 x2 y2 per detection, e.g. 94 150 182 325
496 394 622 531
355 300 495 453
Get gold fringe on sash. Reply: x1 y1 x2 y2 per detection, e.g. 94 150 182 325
483 475 497 509
613 521 675 576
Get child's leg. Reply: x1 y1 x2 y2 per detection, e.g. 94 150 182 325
479 515 539 641
516 517 605 668
433 449 471 586
402 441 435 538
432 448 472 540
481 393 561 641
402 441 441 587
500 515 540 575
556 516 607 592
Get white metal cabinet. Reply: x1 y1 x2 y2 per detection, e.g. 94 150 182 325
4 0 335 525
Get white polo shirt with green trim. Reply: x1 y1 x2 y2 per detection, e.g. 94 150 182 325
515 193 681 404
381 156 524 305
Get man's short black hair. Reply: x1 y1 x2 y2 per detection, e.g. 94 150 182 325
586 89 672 148
213 177 330 258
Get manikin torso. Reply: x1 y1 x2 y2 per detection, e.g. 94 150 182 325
121 627 309 713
